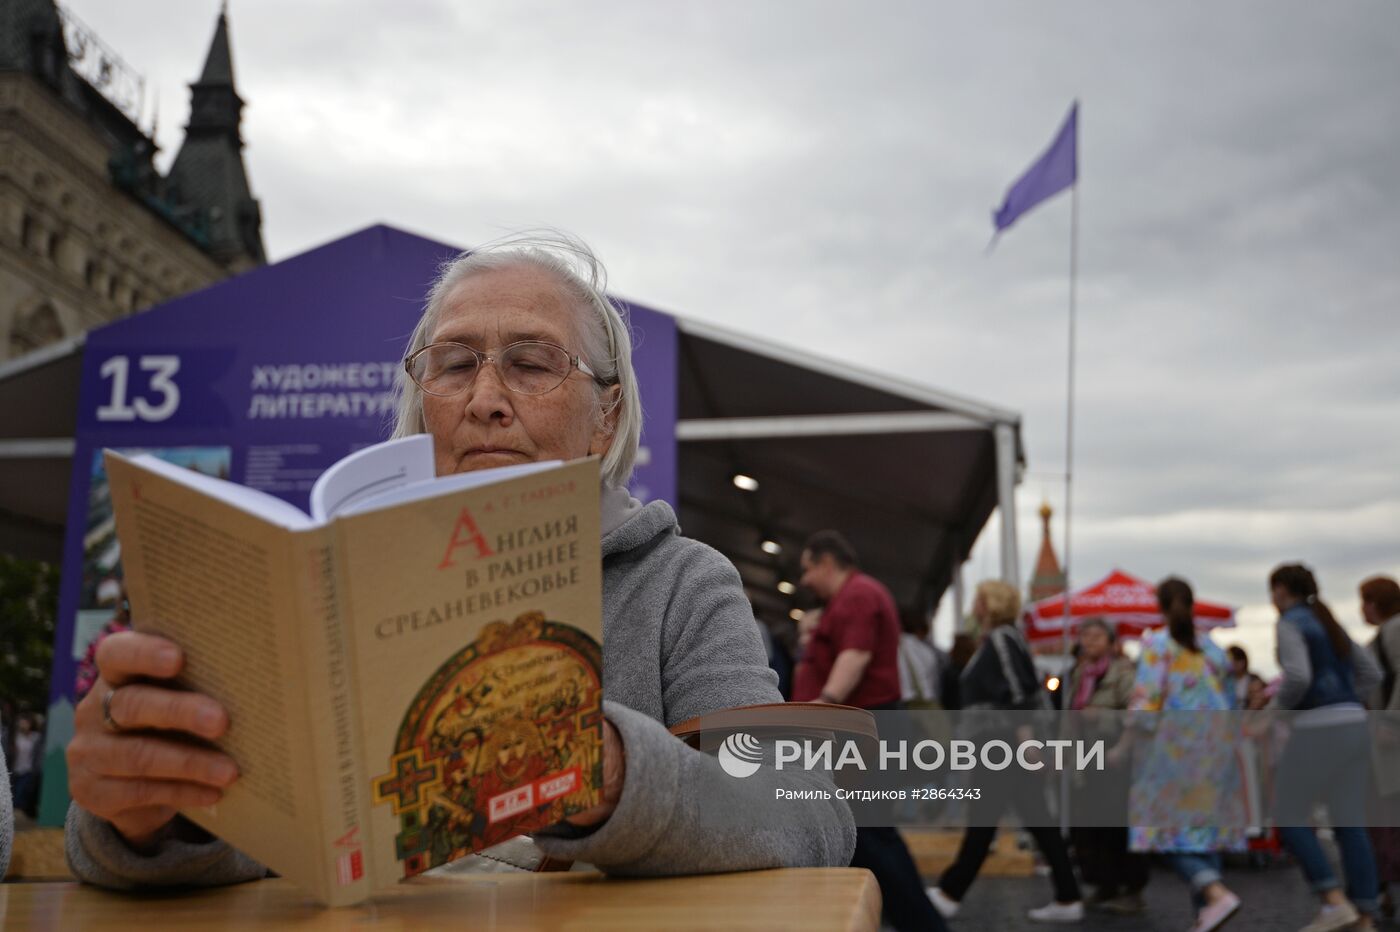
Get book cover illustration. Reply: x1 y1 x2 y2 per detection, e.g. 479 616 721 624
371 611 603 878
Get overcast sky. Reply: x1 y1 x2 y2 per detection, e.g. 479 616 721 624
69 0 1400 673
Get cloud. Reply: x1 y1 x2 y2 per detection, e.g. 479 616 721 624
67 1 1400 670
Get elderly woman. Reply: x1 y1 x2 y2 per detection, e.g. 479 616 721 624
1061 617 1146 914
63 234 854 888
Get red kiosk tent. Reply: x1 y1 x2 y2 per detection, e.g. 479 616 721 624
1023 568 1235 643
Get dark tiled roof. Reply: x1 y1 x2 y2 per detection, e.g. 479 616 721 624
0 0 59 71
168 133 264 264
167 10 265 265
1 0 87 111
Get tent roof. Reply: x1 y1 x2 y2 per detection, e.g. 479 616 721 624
1023 568 1235 641
672 316 1020 621
0 225 1023 623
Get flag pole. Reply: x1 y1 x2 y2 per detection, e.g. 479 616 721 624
1057 149 1080 840
1060 182 1078 663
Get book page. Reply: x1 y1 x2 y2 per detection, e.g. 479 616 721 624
104 452 323 895
308 434 435 523
339 459 561 518
334 457 605 889
125 452 315 530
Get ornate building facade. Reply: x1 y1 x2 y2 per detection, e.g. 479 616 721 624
0 0 263 362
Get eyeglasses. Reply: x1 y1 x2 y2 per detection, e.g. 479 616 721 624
404 340 602 397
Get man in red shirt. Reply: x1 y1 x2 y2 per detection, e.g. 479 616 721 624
793 531 902 709
792 530 947 932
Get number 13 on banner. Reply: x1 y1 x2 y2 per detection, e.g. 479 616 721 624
96 355 182 422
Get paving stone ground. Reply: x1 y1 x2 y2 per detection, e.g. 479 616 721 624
937 858 1398 931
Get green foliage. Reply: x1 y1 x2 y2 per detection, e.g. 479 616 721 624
0 554 59 714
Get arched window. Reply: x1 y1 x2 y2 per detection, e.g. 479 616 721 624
8 303 65 357
21 213 39 253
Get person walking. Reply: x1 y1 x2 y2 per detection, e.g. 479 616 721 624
1227 645 1252 708
940 633 977 711
1269 563 1383 932
898 610 946 712
10 714 41 820
1117 577 1245 932
1361 574 1400 919
793 530 948 932
928 579 1084 924
1062 617 1147 914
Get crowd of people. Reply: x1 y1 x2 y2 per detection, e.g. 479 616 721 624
783 550 1400 932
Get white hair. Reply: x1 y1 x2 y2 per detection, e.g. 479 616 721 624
390 231 642 489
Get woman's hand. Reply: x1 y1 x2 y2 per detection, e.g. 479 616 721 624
562 719 625 827
66 631 240 848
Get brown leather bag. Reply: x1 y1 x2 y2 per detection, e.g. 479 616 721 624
669 701 877 750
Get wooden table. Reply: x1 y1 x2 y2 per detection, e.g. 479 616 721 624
0 868 880 931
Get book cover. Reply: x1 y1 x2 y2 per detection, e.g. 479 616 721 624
343 460 604 885
104 449 604 904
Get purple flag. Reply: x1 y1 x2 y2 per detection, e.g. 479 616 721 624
992 101 1077 234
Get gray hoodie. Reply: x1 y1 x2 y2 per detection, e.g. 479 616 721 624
66 494 856 888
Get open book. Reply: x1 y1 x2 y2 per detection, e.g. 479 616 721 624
104 436 604 906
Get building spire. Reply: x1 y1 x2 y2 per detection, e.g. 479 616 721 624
166 4 265 268
196 5 234 86
1028 500 1067 602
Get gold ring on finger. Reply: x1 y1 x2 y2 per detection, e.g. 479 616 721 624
101 687 125 733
